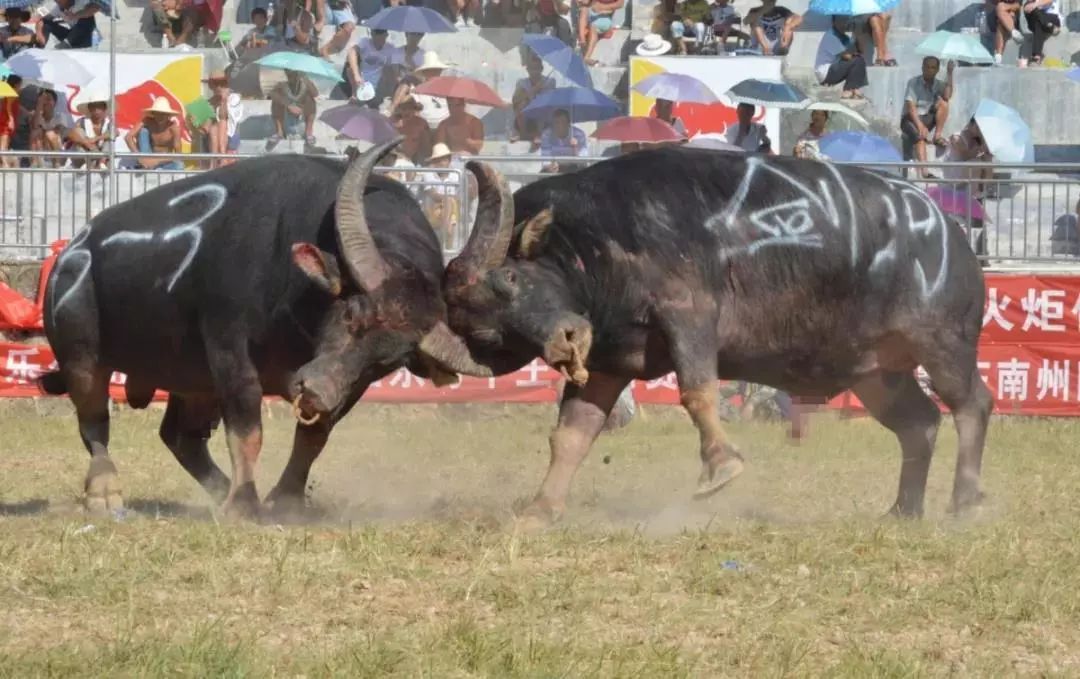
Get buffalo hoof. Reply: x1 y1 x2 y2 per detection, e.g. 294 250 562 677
512 502 558 533
947 490 986 519
221 483 263 522
84 455 123 516
882 503 923 520
692 450 745 500
263 488 310 524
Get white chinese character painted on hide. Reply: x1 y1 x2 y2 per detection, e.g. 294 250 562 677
1020 289 1066 332
914 366 933 396
388 369 425 388
982 288 1013 331
4 348 41 383
1035 360 1070 401
645 373 679 391
997 358 1031 401
515 359 553 388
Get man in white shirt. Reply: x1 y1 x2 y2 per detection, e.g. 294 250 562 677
340 28 398 107
724 103 771 153
813 16 867 100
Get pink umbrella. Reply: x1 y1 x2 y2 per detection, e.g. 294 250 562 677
926 186 988 221
413 76 507 108
593 116 683 143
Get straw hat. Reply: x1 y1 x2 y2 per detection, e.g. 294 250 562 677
415 51 452 74
202 69 228 84
428 142 452 162
144 96 179 117
75 90 110 115
636 34 672 57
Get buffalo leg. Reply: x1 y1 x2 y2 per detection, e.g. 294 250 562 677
852 371 941 517
921 352 994 514
204 338 264 519
682 381 746 498
67 364 123 515
159 395 230 503
264 420 331 518
521 372 630 525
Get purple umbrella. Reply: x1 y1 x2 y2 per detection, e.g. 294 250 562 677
926 186 988 221
631 72 718 104
319 104 397 143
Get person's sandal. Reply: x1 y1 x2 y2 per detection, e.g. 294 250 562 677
264 134 282 151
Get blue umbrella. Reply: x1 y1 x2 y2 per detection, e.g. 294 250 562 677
916 30 994 65
974 98 1034 163
809 0 900 15
1068 67 1080 84
522 34 592 89
256 51 343 82
522 86 620 122
819 131 902 163
365 6 457 33
632 72 717 103
727 78 809 108
0 0 38 8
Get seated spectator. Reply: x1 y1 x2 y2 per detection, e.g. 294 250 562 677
152 0 199 48
266 69 318 152
389 51 451 129
653 98 686 136
940 117 993 192
901 56 954 176
578 0 625 66
1024 0 1061 65
746 0 800 56
337 29 397 107
539 108 588 173
988 0 1024 65
280 0 318 54
511 53 555 146
527 0 573 48
319 0 356 58
670 0 709 54
125 97 183 170
418 142 460 243
854 12 895 66
724 103 771 153
240 6 278 50
0 75 21 169
708 0 748 50
67 91 112 169
792 109 828 159
394 31 427 73
29 89 67 167
814 16 867 100
435 96 484 155
1051 199 1080 256
1 9 38 59
35 0 102 49
190 70 243 168
392 95 432 164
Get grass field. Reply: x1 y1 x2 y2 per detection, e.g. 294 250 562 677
2 399 1080 677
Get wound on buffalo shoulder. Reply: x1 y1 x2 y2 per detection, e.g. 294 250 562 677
291 243 343 297
518 208 555 260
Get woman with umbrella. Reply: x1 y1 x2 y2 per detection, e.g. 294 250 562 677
652 98 686 136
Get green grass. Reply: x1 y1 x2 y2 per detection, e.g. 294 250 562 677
1 400 1080 677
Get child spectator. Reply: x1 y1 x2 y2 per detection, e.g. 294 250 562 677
241 6 278 49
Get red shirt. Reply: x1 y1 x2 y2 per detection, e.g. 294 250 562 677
0 98 20 137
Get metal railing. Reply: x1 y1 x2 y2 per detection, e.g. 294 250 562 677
0 151 470 260
4 151 1080 270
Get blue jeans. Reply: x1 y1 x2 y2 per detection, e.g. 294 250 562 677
137 127 183 170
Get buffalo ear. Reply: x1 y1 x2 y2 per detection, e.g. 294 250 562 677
292 243 343 297
518 207 554 260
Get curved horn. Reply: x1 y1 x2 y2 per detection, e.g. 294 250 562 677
335 137 401 292
419 321 495 377
456 160 515 274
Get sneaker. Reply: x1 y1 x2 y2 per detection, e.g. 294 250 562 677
265 134 282 151
1010 28 1024 45
993 52 1003 66
454 16 465 27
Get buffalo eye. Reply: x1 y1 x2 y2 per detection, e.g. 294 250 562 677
490 267 519 299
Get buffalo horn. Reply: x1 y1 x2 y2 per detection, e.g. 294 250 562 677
335 137 401 292
419 321 495 377
454 161 515 274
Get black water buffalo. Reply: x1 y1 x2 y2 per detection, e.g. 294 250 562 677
443 145 993 525
41 139 491 517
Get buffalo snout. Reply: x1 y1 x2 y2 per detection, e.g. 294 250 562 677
542 317 593 387
291 371 341 421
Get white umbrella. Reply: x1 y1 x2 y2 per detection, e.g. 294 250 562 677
5 49 94 89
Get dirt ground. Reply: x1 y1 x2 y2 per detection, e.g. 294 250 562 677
1 399 1080 677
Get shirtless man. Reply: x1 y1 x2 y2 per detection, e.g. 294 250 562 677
434 97 484 155
125 96 183 170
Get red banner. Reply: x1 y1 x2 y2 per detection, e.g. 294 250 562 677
3 265 1080 416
